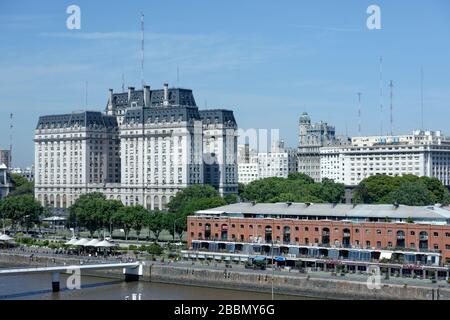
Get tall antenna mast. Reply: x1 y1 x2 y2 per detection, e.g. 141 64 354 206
389 80 394 136
177 65 180 87
85 81 88 110
9 113 13 169
357 92 362 135
121 73 125 92
421 66 424 130
379 56 383 136
140 13 145 87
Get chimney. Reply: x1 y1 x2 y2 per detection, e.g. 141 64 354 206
143 85 151 107
128 86 135 103
163 83 169 106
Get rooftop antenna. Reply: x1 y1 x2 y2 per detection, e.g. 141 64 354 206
379 56 383 136
421 66 424 130
357 92 362 135
121 73 125 92
140 13 145 87
177 65 180 87
9 113 13 169
389 80 394 136
85 81 88 110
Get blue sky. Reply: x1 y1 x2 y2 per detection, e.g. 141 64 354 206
1 0 450 167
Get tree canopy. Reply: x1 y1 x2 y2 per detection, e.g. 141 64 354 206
240 173 345 203
0 194 43 230
353 175 450 206
8 173 34 197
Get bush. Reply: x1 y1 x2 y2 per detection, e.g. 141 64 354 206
147 243 164 255
128 245 138 251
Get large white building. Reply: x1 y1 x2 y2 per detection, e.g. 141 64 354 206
320 130 450 186
34 83 238 211
237 141 298 184
297 112 348 182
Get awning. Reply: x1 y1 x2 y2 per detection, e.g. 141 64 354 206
274 256 286 262
379 251 393 260
42 216 67 222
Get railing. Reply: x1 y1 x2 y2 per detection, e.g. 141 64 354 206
419 235 429 241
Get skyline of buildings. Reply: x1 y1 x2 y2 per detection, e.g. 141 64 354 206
34 83 238 210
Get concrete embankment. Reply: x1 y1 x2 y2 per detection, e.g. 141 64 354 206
0 252 448 300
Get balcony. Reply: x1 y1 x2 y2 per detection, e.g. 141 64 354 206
322 232 330 236
343 233 351 238
396 235 405 240
419 235 428 241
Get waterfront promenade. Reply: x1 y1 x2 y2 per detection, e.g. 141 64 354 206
1 249 450 299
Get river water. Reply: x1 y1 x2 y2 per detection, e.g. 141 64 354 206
0 271 306 300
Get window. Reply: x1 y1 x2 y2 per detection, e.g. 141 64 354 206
434 232 439 237
376 230 382 235
366 241 371 247
240 225 244 229
387 230 392 235
410 243 415 249
410 231 415 236
434 244 439 250
376 241 382 248
305 227 309 232
315 227 319 232
388 242 393 248
355 229 359 234
295 227 299 231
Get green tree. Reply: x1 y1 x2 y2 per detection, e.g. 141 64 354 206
0 194 43 232
112 206 135 240
168 185 223 214
389 182 435 206
9 174 34 197
224 194 238 204
353 175 400 204
68 193 109 236
130 205 148 240
147 210 165 241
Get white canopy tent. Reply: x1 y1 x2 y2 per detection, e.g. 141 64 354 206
94 240 117 248
64 238 78 245
0 234 13 241
72 238 89 246
83 239 100 247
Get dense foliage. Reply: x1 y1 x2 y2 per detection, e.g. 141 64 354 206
9 174 34 197
167 185 226 239
0 194 43 231
240 173 345 203
353 174 450 206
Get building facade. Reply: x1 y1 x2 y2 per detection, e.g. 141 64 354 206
237 141 298 184
297 112 347 182
320 130 450 186
0 150 11 169
0 164 12 200
10 166 35 182
187 202 450 266
34 83 238 210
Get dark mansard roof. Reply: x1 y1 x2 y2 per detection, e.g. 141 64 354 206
36 111 117 130
108 88 197 110
199 109 237 127
123 105 201 125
